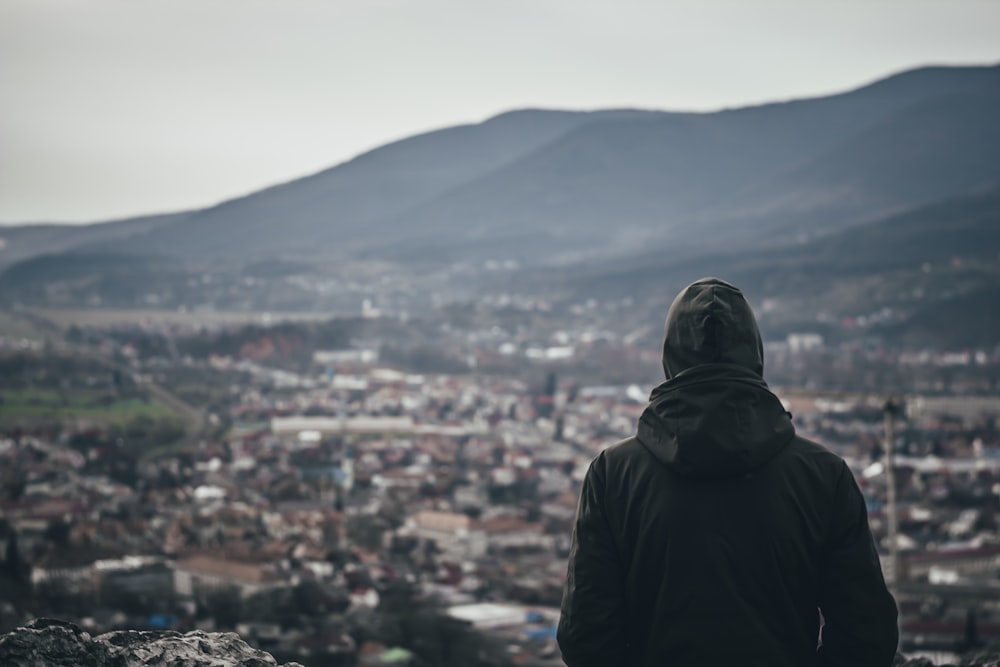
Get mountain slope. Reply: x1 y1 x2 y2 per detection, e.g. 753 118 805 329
562 186 1000 291
361 65 1000 260
0 212 187 271
547 187 1000 346
4 64 998 266
94 109 661 259
0 64 998 349
711 91 1000 236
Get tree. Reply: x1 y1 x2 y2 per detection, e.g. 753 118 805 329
374 583 513 667
202 587 243 629
3 534 29 584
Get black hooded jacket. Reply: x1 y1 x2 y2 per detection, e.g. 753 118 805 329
558 278 898 667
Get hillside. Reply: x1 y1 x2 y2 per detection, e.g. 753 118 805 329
553 188 1000 347
0 64 996 264
382 67 1000 260
85 109 654 260
0 212 186 271
0 64 998 349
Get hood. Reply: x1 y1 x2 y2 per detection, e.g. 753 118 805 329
637 278 793 478
661 277 764 379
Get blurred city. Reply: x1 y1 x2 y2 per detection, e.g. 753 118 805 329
0 283 998 665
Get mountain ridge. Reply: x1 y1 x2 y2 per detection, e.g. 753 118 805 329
0 63 997 350
2 64 997 256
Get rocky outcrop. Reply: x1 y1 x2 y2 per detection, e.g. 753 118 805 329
1 618 998 667
0 618 305 667
894 656 1000 667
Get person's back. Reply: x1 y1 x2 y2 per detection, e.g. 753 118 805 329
557 278 898 666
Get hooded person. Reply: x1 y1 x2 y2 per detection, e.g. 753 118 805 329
557 278 898 667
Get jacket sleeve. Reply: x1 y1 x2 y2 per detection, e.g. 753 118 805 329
817 463 899 667
557 454 628 667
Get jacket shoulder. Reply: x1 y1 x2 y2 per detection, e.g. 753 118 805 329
786 435 848 466
600 436 644 462
776 435 854 489
589 436 647 476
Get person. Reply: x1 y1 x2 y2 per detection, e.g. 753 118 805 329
557 277 898 667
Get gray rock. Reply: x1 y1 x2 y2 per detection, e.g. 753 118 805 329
0 619 305 667
894 653 1000 667
957 656 1000 667
6 619 996 667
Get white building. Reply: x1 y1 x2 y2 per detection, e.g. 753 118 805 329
173 556 285 599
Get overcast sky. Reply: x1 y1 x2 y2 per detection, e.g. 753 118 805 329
2 0 998 225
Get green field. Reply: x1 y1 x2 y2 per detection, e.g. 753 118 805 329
26 306 327 329
0 388 175 424
0 312 48 340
